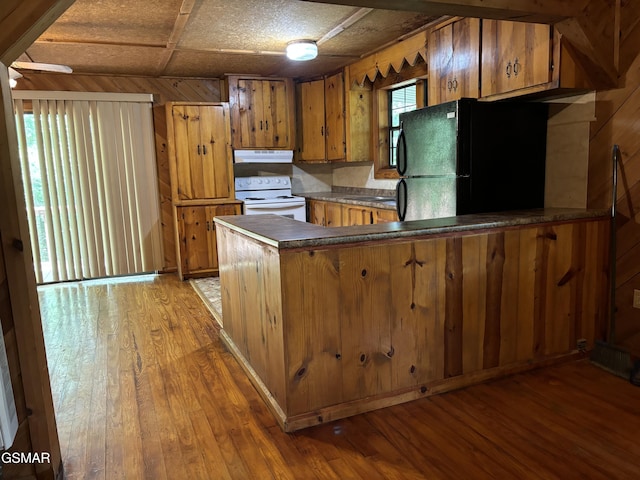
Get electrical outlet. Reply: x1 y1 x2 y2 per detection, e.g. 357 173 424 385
634 290 640 309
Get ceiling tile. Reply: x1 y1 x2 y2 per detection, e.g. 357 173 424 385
39 0 183 46
25 43 167 76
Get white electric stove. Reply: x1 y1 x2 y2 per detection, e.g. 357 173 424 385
235 176 306 222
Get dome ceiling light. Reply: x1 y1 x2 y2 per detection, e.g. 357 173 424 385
286 40 318 61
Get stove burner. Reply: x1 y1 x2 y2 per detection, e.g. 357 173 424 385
276 195 293 199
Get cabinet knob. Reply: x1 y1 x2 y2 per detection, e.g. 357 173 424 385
452 77 458 92
447 79 453 92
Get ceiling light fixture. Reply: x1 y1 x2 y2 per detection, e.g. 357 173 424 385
9 78 17 89
286 40 318 61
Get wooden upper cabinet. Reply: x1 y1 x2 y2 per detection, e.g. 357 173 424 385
298 79 326 162
481 20 552 97
324 72 346 162
428 18 480 105
169 103 233 201
227 76 295 149
297 72 346 163
296 70 371 163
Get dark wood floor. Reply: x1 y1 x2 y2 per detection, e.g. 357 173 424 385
39 274 640 479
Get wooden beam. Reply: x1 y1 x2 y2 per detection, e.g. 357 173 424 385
0 1 73 477
300 0 590 23
0 0 76 65
0 64 61 479
157 0 196 75
555 0 619 88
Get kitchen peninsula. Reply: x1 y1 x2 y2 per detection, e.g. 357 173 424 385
214 209 610 432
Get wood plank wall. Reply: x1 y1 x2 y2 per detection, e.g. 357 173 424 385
587 3 640 354
218 217 610 430
278 220 609 418
0 235 36 479
14 72 224 272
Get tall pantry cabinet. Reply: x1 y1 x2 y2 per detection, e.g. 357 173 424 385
165 102 241 279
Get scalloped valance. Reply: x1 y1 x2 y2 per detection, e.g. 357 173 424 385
347 30 428 86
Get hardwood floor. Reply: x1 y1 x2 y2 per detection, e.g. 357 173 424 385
39 274 640 479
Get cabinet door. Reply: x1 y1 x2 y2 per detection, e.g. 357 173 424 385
481 20 552 97
325 202 343 227
325 72 345 162
208 203 242 271
171 104 232 200
199 105 232 199
178 206 217 275
374 208 398 224
299 80 326 162
177 204 240 277
428 18 480 105
235 78 291 148
342 205 374 226
172 104 202 200
263 79 290 148
307 200 327 225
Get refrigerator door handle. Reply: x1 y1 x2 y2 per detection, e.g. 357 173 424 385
396 122 407 176
396 179 408 221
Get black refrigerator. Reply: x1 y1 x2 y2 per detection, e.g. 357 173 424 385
395 98 548 221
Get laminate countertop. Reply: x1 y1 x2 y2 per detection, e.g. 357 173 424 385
300 192 396 210
214 208 609 250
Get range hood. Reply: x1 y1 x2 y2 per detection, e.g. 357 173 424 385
233 150 294 163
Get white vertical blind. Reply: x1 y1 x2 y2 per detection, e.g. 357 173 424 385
13 92 164 283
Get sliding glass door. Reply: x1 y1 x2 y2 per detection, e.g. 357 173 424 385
13 92 163 284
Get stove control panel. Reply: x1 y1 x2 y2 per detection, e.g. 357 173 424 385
235 176 291 191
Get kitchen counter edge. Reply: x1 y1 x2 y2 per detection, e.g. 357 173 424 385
213 208 609 249
300 191 396 210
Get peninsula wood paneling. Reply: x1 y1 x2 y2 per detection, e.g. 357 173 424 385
15 72 223 272
587 1 640 354
218 217 610 430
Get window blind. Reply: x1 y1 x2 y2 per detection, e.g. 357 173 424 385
13 93 163 283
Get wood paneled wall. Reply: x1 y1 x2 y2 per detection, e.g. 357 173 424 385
15 72 224 272
0 235 36 479
587 3 640 354
218 217 610 430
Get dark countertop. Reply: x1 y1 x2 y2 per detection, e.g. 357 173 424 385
214 208 609 249
299 191 396 210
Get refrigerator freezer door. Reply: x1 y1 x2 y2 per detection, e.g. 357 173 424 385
402 176 459 221
399 101 459 177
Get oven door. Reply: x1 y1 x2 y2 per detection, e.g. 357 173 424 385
242 201 307 222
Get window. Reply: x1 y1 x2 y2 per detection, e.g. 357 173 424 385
371 62 427 179
388 84 418 167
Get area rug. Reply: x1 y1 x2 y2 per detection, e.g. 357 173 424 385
190 277 223 327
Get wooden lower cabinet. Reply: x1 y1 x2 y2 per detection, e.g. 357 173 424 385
176 203 241 279
308 199 397 226
342 204 374 226
375 208 399 223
